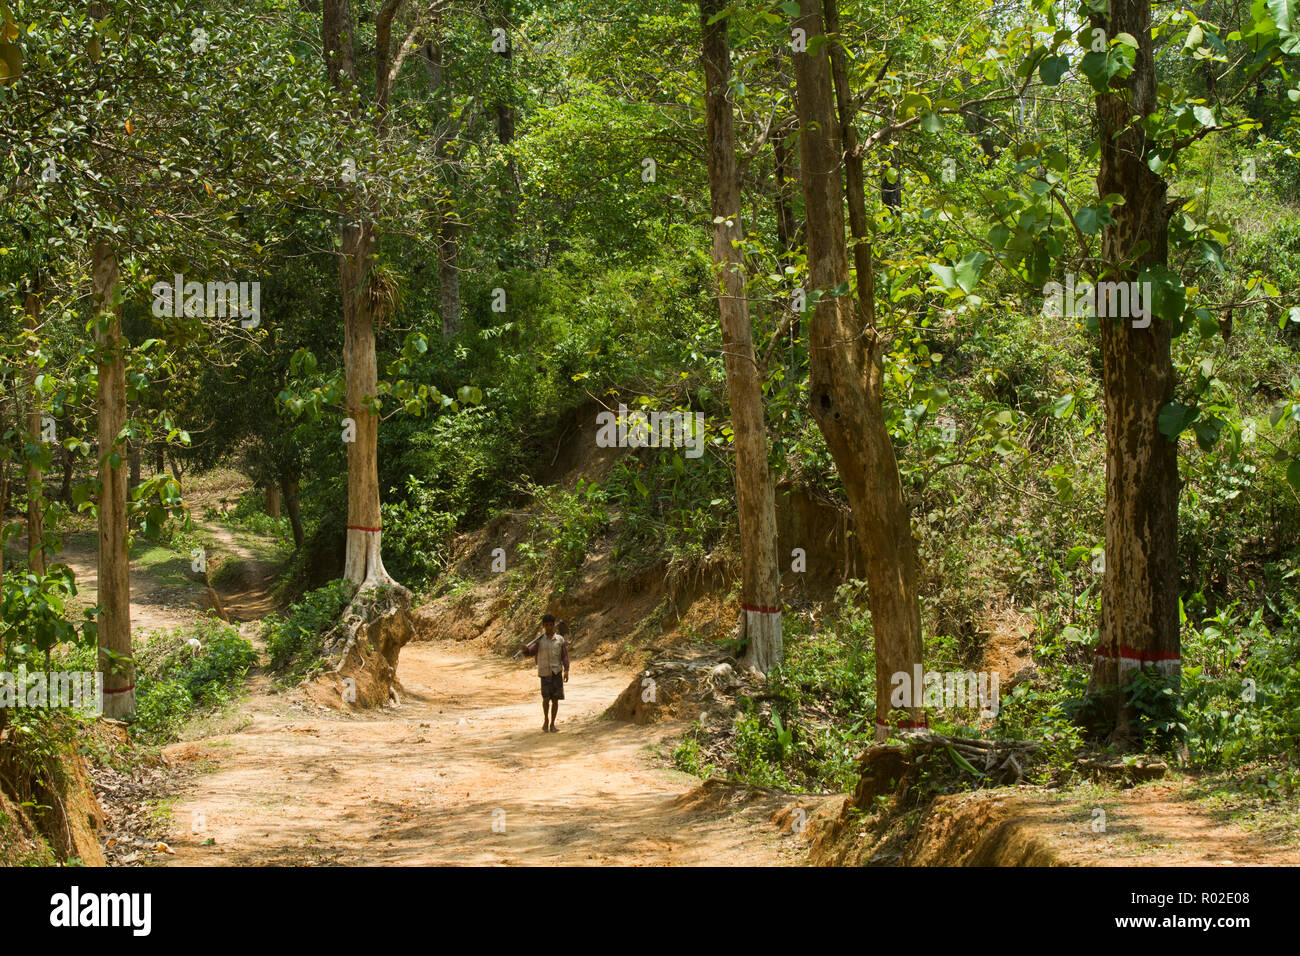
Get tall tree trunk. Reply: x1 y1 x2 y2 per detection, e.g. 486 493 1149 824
0 456 7 663
773 133 796 269
93 241 134 719
339 218 394 588
281 473 305 550
265 483 281 518
60 436 73 503
1085 0 1180 744
791 0 924 738
24 287 46 577
823 0 875 327
773 128 803 367
1 454 7 733
699 0 783 673
492 0 518 258
438 201 461 340
265 481 283 520
422 25 463 341
324 0 400 592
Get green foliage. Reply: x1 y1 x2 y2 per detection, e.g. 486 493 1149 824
262 580 350 680
131 620 257 744
1183 601 1300 775
515 480 610 591
377 478 458 589
0 566 95 657
206 490 292 545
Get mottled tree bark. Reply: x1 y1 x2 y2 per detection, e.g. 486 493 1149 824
792 0 924 738
1085 0 1180 744
700 0 783 673
24 287 46 577
438 202 461 341
93 241 134 719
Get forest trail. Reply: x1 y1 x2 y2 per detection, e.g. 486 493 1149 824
58 515 276 634
159 643 798 866
51 492 1290 868
60 537 204 636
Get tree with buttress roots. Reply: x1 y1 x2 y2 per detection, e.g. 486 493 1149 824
321 0 458 595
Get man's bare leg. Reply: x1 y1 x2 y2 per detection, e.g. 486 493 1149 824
542 698 550 732
548 698 559 731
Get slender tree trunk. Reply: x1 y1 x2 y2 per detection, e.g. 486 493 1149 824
491 1 518 258
823 0 876 327
60 435 74 503
773 129 803 366
0 455 6 730
791 0 924 738
323 0 400 592
773 133 796 269
1085 0 1180 744
422 25 463 341
339 218 393 588
265 483 281 518
495 1 518 201
879 104 903 211
93 240 134 719
24 288 46 577
438 202 461 340
0 454 8 525
699 0 783 673
0 456 7 660
281 473 305 550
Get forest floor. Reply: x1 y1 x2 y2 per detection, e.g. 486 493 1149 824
159 643 800 865
50 477 801 865
37 477 1299 867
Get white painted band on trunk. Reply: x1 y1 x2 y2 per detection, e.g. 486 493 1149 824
744 608 782 635
1118 656 1180 677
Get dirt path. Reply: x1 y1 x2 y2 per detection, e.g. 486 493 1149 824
62 491 1288 867
59 537 205 636
58 518 281 634
160 644 799 866
54 502 797 866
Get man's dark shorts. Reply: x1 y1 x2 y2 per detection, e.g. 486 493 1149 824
540 673 565 701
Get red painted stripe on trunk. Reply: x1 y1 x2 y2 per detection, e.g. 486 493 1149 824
741 604 782 615
103 683 135 695
877 716 930 730
346 525 383 532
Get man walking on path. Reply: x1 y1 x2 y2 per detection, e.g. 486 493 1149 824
522 614 569 732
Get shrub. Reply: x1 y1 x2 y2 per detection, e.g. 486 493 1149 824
262 579 351 679
131 620 258 743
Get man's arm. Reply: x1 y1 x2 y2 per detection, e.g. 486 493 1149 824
523 637 540 658
562 641 570 679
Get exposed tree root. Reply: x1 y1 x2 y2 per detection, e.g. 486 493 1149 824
308 579 414 710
